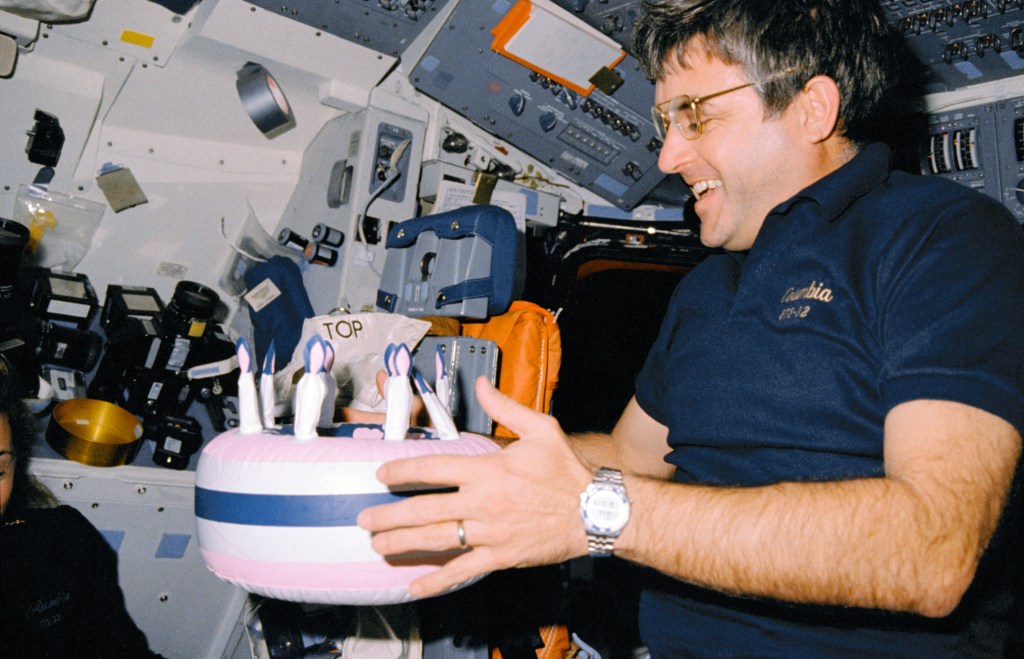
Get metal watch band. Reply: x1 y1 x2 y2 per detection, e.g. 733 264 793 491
587 535 617 556
596 466 624 486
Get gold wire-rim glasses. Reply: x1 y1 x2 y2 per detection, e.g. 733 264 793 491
651 68 799 141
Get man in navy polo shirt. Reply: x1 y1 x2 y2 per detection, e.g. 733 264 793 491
359 0 1024 655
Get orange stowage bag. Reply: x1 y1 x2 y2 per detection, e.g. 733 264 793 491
490 624 572 659
460 300 561 439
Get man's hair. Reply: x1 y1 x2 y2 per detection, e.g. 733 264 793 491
1 372 35 459
1 372 55 515
632 0 905 145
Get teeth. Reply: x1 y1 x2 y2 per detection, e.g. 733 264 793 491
691 179 722 199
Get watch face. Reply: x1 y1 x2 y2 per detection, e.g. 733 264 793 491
583 486 630 535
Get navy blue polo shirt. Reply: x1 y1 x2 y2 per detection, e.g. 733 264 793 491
634 143 1024 657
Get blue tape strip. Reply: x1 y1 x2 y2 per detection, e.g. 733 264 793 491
953 60 983 80
594 173 629 196
522 189 539 216
100 529 126 552
1001 50 1024 70
195 487 452 527
156 533 191 559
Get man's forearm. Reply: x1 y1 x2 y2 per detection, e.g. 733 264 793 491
613 401 1021 617
617 474 962 615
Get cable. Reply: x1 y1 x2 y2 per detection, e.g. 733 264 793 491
356 138 413 276
219 216 267 263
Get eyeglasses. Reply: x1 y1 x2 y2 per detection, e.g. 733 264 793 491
651 68 799 141
0 450 15 478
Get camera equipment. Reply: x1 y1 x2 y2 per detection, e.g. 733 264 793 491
158 280 219 339
303 241 338 266
88 280 239 431
0 267 103 402
100 284 165 337
0 335 40 398
25 110 65 167
22 318 102 373
29 269 99 330
311 223 344 247
277 227 308 253
146 413 203 470
0 218 29 305
196 379 240 433
41 365 87 401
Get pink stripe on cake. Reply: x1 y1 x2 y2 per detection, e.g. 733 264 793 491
200 549 456 604
202 428 497 464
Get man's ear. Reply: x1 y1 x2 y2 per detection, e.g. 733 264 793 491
796 75 841 143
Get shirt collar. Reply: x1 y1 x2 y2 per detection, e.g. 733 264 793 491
723 143 892 264
770 142 893 222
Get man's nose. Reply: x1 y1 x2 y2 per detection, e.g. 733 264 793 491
657 127 699 174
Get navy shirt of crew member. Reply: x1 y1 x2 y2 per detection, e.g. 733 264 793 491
0 375 164 659
357 0 1024 656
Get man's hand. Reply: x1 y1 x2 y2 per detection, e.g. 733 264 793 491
357 376 593 598
339 369 426 425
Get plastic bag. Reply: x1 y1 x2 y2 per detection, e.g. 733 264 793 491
0 0 96 22
13 184 104 271
342 606 422 659
274 312 431 415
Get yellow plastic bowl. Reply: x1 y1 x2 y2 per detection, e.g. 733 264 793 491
47 399 143 467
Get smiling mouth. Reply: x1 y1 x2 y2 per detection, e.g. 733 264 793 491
690 179 722 200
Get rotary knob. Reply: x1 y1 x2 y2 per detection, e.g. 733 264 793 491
508 94 527 116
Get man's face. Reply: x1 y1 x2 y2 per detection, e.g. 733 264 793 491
655 51 802 252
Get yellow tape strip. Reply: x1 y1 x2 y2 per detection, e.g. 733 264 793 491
120 30 155 48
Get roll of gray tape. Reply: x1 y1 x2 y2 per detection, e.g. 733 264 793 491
0 33 17 78
235 61 293 135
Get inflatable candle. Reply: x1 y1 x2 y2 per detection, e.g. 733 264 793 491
235 337 262 434
194 336 498 605
317 340 338 429
259 341 279 430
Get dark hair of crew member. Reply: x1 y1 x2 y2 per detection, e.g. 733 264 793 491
632 0 906 146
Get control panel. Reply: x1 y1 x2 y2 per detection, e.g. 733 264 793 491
557 0 1024 94
371 122 415 203
410 1 664 210
883 0 1024 90
275 106 426 314
549 0 644 46
921 94 1024 222
242 0 453 57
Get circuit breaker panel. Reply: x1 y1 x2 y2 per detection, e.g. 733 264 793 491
921 94 1024 223
882 0 1024 91
274 106 426 314
410 0 665 210
242 0 454 58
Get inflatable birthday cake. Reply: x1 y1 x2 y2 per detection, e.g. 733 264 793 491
194 335 499 605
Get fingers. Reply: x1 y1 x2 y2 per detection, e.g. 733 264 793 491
360 511 499 599
407 550 496 598
368 518 475 556
374 453 476 490
358 486 459 532
359 515 498 599
475 376 564 441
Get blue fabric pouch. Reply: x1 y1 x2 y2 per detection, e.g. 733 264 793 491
243 256 314 370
